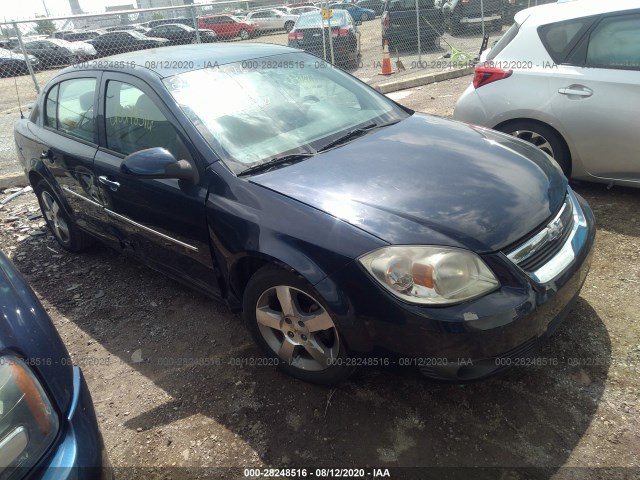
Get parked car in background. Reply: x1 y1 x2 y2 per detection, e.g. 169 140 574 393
245 8 299 33
145 17 195 28
288 10 360 66
503 0 556 23
289 6 320 15
58 30 104 42
330 3 377 22
0 48 39 77
105 24 150 33
0 250 108 478
146 24 217 45
17 39 96 68
441 0 503 35
355 0 384 17
455 0 640 188
14 43 595 384
198 15 259 39
87 30 169 57
381 0 445 50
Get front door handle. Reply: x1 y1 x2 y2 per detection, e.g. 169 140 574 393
558 85 593 97
98 176 120 192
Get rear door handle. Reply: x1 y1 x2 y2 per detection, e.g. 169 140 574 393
558 86 593 97
40 150 53 162
98 176 120 192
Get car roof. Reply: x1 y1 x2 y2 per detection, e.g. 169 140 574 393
60 43 298 78
516 0 639 26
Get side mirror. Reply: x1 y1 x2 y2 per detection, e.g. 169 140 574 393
121 147 198 182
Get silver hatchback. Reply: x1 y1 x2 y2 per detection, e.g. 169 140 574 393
454 0 640 188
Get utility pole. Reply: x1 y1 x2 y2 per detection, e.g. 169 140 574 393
42 0 51 16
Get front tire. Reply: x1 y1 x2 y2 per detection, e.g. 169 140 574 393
239 29 250 40
497 120 571 177
284 21 295 32
35 180 93 252
243 265 355 385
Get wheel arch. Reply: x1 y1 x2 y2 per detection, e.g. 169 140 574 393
493 117 574 176
28 165 76 219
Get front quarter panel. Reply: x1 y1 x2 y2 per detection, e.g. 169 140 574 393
205 164 386 299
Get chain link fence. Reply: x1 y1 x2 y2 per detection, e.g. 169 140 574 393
0 0 535 113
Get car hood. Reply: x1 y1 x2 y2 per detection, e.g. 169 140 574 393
250 113 567 253
0 251 73 414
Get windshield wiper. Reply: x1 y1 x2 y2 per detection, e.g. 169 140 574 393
316 122 381 153
238 153 315 177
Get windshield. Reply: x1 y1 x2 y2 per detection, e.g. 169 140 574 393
164 52 408 174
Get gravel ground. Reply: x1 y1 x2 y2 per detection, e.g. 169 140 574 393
0 78 639 479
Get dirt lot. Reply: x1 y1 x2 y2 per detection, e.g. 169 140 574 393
1 78 639 479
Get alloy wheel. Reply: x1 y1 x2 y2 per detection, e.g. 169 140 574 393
41 191 70 244
255 285 340 371
508 129 555 158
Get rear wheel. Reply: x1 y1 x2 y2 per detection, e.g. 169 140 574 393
360 13 369 21
497 120 571 177
243 265 356 385
35 180 93 252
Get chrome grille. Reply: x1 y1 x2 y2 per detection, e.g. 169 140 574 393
507 195 574 273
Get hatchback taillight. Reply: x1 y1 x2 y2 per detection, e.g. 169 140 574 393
288 31 303 40
331 28 350 38
473 66 513 89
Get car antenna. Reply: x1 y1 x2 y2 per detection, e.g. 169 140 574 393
13 76 24 119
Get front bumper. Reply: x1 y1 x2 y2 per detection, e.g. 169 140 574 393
315 190 595 380
35 367 110 480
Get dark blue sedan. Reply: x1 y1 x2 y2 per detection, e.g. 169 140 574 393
0 251 108 478
14 44 595 384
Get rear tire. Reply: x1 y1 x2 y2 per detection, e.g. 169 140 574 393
243 265 356 385
497 120 571 177
360 13 369 21
35 180 93 252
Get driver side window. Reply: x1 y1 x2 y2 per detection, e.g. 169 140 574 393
104 80 191 161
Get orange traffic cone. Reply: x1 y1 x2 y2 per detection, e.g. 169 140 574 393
380 40 394 75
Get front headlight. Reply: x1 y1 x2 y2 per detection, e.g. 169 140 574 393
0 356 59 477
358 246 500 305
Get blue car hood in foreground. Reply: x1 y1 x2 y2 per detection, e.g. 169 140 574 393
0 251 73 414
251 113 567 253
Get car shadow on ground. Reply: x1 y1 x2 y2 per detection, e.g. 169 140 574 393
573 182 640 238
11 227 611 475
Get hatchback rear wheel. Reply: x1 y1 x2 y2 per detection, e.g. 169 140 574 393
498 120 571 177
243 265 355 384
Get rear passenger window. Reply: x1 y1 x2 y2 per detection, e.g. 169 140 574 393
45 84 59 129
586 14 640 69
538 18 589 64
57 78 96 142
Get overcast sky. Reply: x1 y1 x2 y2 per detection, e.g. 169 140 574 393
2 0 211 21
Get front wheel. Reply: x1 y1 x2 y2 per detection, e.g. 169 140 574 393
497 120 571 177
360 13 369 21
284 21 295 32
239 29 250 40
243 265 356 385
